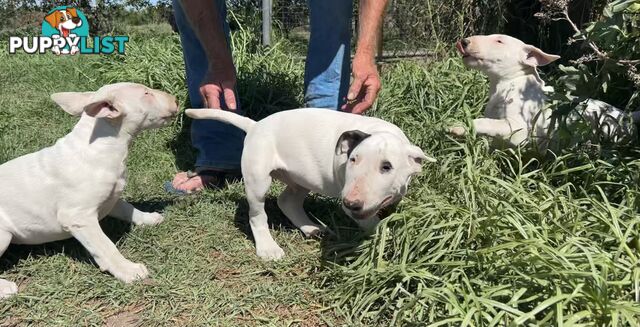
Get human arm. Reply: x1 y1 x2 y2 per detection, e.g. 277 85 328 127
179 0 237 109
341 0 388 114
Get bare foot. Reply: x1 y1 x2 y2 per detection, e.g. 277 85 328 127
171 173 217 193
171 171 190 187
170 170 239 193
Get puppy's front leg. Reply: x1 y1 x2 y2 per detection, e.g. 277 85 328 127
245 173 285 261
473 118 528 146
58 211 149 283
109 199 164 226
0 230 18 298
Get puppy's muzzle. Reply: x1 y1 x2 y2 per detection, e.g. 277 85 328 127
457 38 471 57
163 98 180 119
343 198 364 212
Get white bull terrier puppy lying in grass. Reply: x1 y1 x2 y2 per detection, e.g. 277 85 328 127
186 108 436 261
449 34 639 149
0 83 178 298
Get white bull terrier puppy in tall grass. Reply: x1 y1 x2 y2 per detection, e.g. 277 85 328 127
0 83 178 298
186 108 435 261
449 34 638 149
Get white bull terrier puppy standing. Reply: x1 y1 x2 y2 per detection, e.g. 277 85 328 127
186 108 435 261
450 34 638 149
0 83 179 298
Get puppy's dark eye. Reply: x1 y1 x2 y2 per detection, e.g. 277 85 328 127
497 39 503 44
380 161 393 173
349 157 356 163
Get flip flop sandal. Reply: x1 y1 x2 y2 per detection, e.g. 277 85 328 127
163 170 239 196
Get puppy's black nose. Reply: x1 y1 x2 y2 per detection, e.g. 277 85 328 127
72 17 81 24
460 38 470 48
343 199 364 212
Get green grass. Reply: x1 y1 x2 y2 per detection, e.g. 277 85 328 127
1 23 640 326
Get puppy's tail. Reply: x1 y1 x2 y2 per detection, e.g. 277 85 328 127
185 109 256 132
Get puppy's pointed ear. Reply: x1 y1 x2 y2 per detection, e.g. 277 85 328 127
44 11 60 28
51 92 121 119
67 7 78 17
407 145 436 174
51 92 95 116
84 100 121 119
335 130 371 156
522 45 560 67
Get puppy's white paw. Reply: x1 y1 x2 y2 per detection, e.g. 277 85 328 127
110 260 149 283
300 225 324 238
0 279 18 299
134 212 164 226
256 242 285 261
449 126 467 137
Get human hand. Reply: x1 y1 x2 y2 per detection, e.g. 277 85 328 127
341 54 381 114
200 64 237 110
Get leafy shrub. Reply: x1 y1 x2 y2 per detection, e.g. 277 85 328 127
92 34 187 103
0 10 42 38
543 0 640 140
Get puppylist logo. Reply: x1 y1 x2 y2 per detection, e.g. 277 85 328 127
8 6 129 55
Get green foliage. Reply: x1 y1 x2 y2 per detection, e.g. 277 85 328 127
368 0 510 55
93 34 187 103
0 0 172 37
322 58 640 326
319 6 640 324
549 0 640 116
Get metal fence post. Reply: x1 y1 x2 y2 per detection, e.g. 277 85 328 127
376 17 383 64
262 0 272 46
377 1 389 64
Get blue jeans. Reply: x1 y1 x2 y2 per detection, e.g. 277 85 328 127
173 0 353 171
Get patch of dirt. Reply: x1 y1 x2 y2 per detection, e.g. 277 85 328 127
104 304 145 327
214 267 241 280
16 277 30 293
0 316 22 327
241 304 326 327
277 304 324 327
209 250 227 261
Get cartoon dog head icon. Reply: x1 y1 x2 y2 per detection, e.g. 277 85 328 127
44 7 82 37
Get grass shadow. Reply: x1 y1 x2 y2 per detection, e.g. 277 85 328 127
231 193 298 242
228 187 368 264
128 199 174 214
237 67 304 121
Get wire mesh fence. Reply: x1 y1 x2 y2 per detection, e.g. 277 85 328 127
1 0 600 61
269 0 510 61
